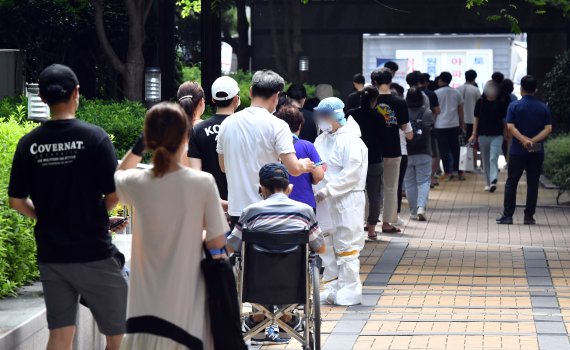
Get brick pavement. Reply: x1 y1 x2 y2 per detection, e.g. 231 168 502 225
254 169 570 349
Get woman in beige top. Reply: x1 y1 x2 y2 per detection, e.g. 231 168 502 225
115 102 228 350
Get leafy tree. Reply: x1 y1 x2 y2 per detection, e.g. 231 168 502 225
0 0 92 80
542 50 570 133
465 0 570 33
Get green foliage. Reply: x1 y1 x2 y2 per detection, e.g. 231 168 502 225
176 0 201 18
542 50 570 133
544 134 570 190
0 118 38 298
0 96 28 124
465 0 570 33
182 65 202 83
76 99 146 159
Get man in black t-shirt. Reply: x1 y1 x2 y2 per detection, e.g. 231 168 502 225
8 64 127 350
370 68 413 234
188 76 240 208
287 83 318 143
345 73 366 111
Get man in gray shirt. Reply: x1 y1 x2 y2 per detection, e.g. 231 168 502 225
434 72 465 180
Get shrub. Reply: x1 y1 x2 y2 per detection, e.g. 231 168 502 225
543 50 570 133
0 118 38 298
76 99 146 158
544 134 570 191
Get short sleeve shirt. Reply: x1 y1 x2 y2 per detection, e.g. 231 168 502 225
289 136 322 208
114 168 228 350
8 119 117 263
457 84 482 124
188 114 228 200
216 107 296 216
435 86 464 129
376 94 409 158
506 96 552 155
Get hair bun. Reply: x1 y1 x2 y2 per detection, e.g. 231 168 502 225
46 84 66 96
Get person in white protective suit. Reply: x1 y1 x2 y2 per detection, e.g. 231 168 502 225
313 97 368 306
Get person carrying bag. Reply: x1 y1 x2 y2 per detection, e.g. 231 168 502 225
201 245 247 350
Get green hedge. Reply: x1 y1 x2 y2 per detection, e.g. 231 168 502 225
76 99 145 158
544 134 570 190
0 118 38 298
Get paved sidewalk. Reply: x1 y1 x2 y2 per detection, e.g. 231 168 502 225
255 169 570 349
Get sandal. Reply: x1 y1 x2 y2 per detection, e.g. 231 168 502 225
382 226 402 233
367 232 378 240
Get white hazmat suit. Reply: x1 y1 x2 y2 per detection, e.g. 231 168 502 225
314 116 368 305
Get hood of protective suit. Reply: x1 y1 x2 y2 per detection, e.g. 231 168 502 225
313 116 368 204
333 116 362 137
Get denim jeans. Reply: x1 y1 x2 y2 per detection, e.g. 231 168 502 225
478 135 503 186
435 127 462 175
404 154 432 215
503 153 544 217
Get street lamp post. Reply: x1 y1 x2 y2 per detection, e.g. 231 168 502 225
144 67 162 108
299 55 309 83
26 83 49 122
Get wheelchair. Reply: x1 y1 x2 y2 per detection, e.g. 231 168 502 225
235 229 321 350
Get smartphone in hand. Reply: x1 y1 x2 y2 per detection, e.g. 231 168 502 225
110 217 129 230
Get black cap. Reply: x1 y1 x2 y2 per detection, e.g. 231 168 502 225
259 163 289 182
39 64 79 105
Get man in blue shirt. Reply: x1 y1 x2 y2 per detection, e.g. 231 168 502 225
497 75 552 225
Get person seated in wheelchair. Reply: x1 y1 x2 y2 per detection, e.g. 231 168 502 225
227 163 325 345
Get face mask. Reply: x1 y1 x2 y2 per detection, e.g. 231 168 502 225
485 87 498 99
318 120 333 133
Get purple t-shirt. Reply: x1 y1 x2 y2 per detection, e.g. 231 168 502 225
290 136 322 208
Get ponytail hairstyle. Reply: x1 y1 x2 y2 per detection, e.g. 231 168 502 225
360 85 379 109
144 102 189 178
177 81 205 123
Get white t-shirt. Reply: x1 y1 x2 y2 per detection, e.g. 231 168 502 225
217 106 296 216
399 129 407 156
434 86 464 129
456 83 481 124
115 168 229 350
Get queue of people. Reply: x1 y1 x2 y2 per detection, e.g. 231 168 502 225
6 62 552 350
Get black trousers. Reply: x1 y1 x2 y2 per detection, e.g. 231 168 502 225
435 127 462 175
503 153 544 217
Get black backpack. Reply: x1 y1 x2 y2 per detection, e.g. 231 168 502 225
408 108 426 144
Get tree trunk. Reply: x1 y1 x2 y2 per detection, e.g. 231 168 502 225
235 0 250 71
268 0 303 81
92 0 153 101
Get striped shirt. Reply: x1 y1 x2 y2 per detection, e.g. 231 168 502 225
228 193 324 252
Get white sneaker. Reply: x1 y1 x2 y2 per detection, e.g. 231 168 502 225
417 207 427 221
395 217 405 226
410 214 419 221
484 186 491 191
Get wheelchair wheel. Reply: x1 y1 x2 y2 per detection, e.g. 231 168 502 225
310 265 321 350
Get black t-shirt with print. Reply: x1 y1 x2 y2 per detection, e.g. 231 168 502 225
376 94 410 158
8 119 118 263
188 114 228 200
349 107 385 164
